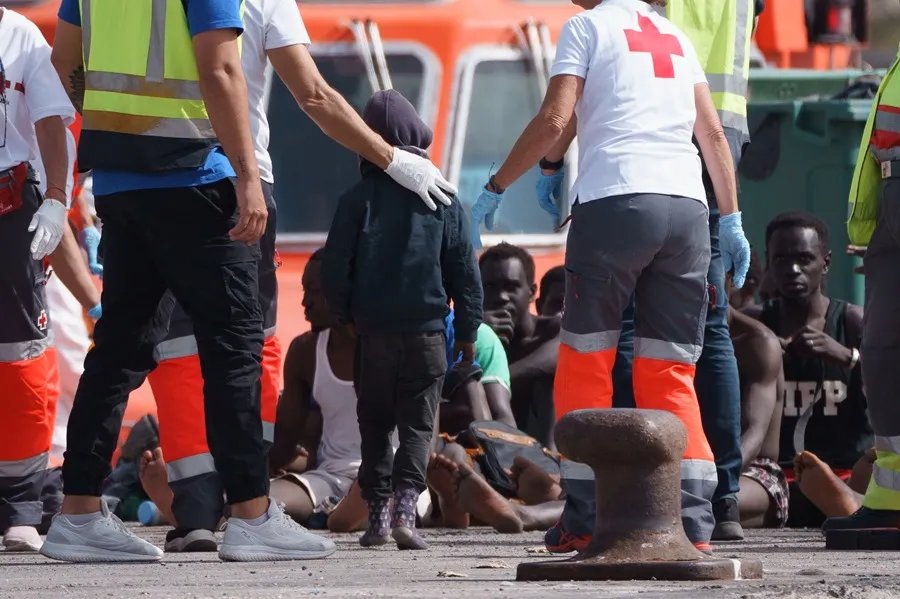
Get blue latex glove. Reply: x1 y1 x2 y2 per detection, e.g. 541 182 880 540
469 187 503 249
719 211 751 289
79 226 104 277
535 168 564 221
88 303 102 320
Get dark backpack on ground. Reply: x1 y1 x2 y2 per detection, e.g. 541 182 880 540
454 420 560 498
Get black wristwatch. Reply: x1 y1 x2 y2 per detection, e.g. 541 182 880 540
487 174 506 194
539 157 565 171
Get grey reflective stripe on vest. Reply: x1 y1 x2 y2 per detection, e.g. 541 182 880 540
80 0 92 65
634 336 702 365
167 452 216 482
712 0 750 133
873 109 900 161
560 329 620 353
147 0 167 82
873 463 900 492
156 327 277 361
876 108 900 132
0 336 52 363
0 451 49 478
870 145 900 162
262 421 275 443
875 435 900 454
85 71 203 100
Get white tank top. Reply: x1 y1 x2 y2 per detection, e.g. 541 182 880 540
312 330 362 478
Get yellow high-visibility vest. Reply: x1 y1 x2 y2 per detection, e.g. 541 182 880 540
77 0 225 172
847 50 900 246
665 0 754 134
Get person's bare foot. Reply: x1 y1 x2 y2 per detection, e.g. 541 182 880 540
510 456 562 505
848 447 877 494
455 462 523 533
427 454 469 529
139 447 175 525
795 451 861 518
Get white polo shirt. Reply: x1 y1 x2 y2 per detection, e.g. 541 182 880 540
0 9 75 173
242 0 311 184
550 0 708 205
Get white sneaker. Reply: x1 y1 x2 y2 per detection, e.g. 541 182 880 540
219 501 336 562
3 526 43 552
40 499 163 563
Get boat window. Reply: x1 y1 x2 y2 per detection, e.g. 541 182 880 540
268 46 436 237
448 51 569 240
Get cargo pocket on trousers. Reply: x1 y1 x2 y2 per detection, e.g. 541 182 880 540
221 262 263 323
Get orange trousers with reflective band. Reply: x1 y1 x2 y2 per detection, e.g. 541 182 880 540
148 335 281 468
0 349 59 529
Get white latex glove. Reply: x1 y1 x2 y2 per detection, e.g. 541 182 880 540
28 198 68 260
384 148 457 210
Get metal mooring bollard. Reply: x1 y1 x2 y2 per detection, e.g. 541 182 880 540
517 409 763 581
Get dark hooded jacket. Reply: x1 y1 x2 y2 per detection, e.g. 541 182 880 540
321 90 482 341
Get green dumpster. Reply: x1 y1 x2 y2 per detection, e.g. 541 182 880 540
738 98 874 306
748 68 882 102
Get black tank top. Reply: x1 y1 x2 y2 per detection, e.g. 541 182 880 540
760 298 871 470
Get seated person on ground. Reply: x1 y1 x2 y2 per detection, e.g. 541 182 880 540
728 249 764 312
536 265 565 317
726 292 787 529
440 310 516 434
744 211 872 527
139 251 370 533
268 250 368 531
479 243 561 449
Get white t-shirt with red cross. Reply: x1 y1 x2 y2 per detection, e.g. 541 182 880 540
0 9 75 173
550 0 708 205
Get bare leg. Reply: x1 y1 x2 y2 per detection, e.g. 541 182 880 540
510 456 562 505
138 448 175 526
738 475 775 528
510 500 563 531
455 461 523 533
327 481 368 533
269 477 315 523
794 451 862 518
426 454 469 529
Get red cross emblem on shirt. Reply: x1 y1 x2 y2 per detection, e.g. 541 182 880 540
624 14 684 79
37 309 48 331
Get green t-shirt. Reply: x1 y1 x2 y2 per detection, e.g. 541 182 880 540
475 323 510 391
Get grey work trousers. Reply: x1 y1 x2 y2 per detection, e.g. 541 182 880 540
555 194 717 544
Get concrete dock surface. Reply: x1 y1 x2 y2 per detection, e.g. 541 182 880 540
2 528 899 598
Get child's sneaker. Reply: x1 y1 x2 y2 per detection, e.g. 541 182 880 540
359 498 391 547
391 486 428 550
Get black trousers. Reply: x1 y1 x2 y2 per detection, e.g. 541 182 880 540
62 179 268 504
355 331 447 501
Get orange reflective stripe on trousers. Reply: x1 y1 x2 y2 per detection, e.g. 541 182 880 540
553 345 617 421
148 335 280 480
632 356 714 462
0 349 59 464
